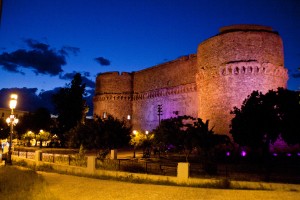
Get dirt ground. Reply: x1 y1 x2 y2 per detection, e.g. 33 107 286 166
38 172 300 200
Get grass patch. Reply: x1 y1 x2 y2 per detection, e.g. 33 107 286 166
0 166 58 200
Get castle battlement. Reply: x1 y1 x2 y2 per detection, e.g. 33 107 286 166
219 62 288 78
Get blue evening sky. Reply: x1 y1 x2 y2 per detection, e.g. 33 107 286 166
0 0 299 93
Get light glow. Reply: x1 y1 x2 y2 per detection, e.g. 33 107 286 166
241 150 247 157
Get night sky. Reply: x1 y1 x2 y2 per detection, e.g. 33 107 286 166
0 0 299 112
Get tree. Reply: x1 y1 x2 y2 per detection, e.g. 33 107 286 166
67 115 131 150
96 115 131 149
153 115 227 162
230 88 300 151
130 130 154 158
0 118 10 139
15 107 52 146
52 73 87 146
22 131 35 146
36 130 51 147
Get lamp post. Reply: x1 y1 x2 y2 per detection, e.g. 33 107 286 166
132 130 138 158
6 94 19 165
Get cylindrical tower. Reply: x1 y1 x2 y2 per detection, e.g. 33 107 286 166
196 25 288 134
93 72 133 122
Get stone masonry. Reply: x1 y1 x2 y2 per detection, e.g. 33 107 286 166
93 25 288 135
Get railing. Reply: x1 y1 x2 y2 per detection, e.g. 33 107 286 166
41 153 87 167
96 158 178 176
11 150 300 184
12 150 87 167
12 150 35 159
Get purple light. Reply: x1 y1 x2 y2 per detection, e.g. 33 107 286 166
286 153 292 157
241 150 247 157
226 151 230 156
273 153 278 157
297 153 300 157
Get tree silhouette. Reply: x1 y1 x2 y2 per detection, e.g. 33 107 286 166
52 73 87 146
230 88 300 151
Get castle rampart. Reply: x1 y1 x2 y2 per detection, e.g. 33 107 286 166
196 25 288 134
94 24 288 135
94 71 133 120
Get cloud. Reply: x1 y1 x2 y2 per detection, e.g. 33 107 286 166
292 73 300 78
95 56 110 66
59 71 95 88
0 39 80 76
0 87 44 112
0 87 93 115
25 39 50 51
59 45 80 56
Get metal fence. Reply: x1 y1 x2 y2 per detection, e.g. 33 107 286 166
12 150 87 167
41 153 87 167
96 159 178 176
11 150 300 183
12 150 35 159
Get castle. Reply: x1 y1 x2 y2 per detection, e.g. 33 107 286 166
93 25 288 135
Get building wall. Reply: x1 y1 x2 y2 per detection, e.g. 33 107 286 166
0 108 28 120
93 25 288 134
93 72 133 120
131 55 198 131
196 25 288 134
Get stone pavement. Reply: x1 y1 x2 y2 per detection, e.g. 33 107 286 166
39 172 299 200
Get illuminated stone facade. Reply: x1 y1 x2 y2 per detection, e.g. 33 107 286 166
93 25 288 134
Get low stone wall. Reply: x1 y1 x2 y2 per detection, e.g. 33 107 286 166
12 151 192 185
11 151 300 191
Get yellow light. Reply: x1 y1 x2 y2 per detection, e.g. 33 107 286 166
145 130 149 135
133 130 137 135
9 94 18 109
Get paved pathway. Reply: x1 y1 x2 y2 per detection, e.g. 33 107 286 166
39 172 299 200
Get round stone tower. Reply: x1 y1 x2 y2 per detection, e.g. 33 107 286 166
196 25 288 134
93 72 133 121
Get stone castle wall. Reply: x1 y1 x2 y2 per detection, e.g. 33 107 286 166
196 25 288 134
94 72 133 120
132 55 198 130
93 24 288 134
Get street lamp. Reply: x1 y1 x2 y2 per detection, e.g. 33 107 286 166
6 94 19 165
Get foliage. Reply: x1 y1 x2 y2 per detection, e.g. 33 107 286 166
230 88 300 149
36 130 52 147
153 115 229 162
52 73 87 146
0 118 9 139
72 144 87 167
16 107 52 141
22 131 35 146
99 115 131 149
67 115 131 150
130 130 154 158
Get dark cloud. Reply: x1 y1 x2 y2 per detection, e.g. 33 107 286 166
0 87 45 112
95 56 110 66
59 45 80 56
59 71 95 88
0 39 66 75
292 73 300 78
0 87 93 116
0 39 79 76
25 39 50 51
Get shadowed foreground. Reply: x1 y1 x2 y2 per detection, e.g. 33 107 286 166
39 172 299 200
